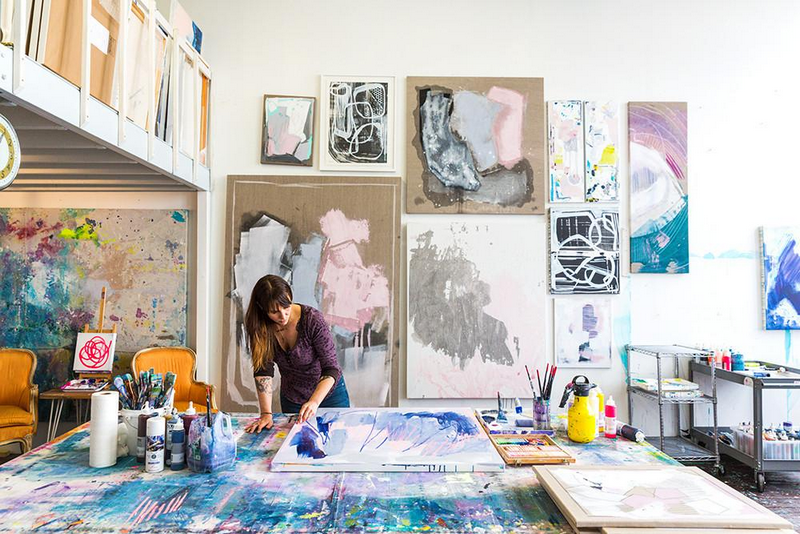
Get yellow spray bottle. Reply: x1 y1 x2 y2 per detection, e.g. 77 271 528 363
558 375 597 443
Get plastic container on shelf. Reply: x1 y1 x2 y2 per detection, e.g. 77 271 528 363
734 429 800 460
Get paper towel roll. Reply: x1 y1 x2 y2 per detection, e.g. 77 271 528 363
90 390 119 468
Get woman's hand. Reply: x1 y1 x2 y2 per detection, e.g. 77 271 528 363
244 413 273 433
296 400 319 424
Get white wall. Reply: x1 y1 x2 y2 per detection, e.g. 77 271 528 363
183 0 800 430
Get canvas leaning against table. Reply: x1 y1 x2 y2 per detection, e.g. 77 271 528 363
271 407 505 472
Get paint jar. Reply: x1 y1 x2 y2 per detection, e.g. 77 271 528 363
533 398 550 430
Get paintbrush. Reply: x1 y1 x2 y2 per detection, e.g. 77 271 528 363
536 369 543 399
545 366 557 401
113 376 132 409
205 386 212 425
524 365 537 397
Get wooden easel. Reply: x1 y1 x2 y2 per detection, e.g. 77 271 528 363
77 286 116 382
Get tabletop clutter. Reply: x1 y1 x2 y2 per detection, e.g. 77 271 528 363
87 370 236 473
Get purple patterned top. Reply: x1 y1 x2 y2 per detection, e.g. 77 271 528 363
253 305 342 404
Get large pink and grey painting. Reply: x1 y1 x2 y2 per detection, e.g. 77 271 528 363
407 77 545 215
407 222 546 398
223 176 401 411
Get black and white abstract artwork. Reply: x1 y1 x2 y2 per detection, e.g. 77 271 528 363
320 75 395 171
407 221 546 398
550 208 620 294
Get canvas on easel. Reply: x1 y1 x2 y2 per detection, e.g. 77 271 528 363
73 287 117 379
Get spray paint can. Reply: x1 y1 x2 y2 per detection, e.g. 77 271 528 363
146 416 166 473
616 421 645 443
137 412 154 463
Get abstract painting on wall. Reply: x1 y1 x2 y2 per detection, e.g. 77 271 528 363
261 95 315 166
554 299 612 368
407 221 546 398
629 102 689 274
223 175 401 411
272 407 505 472
549 100 584 203
584 101 619 202
760 227 800 330
406 77 545 215
0 208 188 391
550 208 619 294
319 76 395 171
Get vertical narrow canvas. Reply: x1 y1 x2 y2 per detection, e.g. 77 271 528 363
319 76 396 171
271 407 504 472
554 299 612 368
584 101 619 202
760 227 800 330
261 95 315 166
0 208 189 390
407 77 545 215
407 221 546 398
629 102 689 274
223 175 401 411
550 208 620 294
549 100 585 203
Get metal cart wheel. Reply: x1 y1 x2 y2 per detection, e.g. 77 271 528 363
714 463 726 477
756 472 766 493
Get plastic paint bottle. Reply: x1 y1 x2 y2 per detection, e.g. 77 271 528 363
182 402 199 457
170 427 185 470
604 396 617 439
146 416 166 473
595 387 605 434
722 349 731 372
514 398 523 414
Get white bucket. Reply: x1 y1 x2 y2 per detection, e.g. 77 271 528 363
120 407 165 457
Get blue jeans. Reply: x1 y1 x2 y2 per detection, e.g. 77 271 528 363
280 377 351 414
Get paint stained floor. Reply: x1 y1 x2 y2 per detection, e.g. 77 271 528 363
698 457 800 531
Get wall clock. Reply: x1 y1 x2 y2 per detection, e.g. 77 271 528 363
0 113 20 191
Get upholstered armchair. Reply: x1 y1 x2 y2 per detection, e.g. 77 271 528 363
0 349 38 453
131 347 217 413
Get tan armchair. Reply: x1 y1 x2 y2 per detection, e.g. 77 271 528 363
131 347 217 413
0 349 38 453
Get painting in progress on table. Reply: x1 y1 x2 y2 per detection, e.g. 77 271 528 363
271 408 505 472
406 76 545 214
0 208 189 391
535 465 791 530
223 176 401 411
407 221 546 398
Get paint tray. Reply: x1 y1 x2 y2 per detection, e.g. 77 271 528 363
489 433 574 466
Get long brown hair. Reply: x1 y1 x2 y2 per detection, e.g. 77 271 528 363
245 274 293 372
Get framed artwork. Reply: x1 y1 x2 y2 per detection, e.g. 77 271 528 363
407 76 545 214
73 332 117 373
760 226 800 330
407 221 546 398
550 208 620 294
629 102 689 274
319 75 396 171
261 95 315 166
554 298 612 368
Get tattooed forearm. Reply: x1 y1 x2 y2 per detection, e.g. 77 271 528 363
255 376 273 395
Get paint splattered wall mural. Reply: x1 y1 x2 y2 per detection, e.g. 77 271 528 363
629 102 689 274
550 208 620 294
584 101 619 202
549 100 584 203
554 298 612 368
319 76 396 171
406 77 545 215
261 95 315 166
223 175 401 411
0 208 188 391
760 227 800 330
407 221 546 398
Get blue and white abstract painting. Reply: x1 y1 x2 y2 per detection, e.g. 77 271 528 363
271 408 504 472
761 227 800 330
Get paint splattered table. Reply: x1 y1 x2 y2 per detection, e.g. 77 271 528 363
0 414 677 533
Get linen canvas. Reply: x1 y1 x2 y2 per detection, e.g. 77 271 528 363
319 76 395 171
223 175 401 411
584 101 619 202
0 208 189 390
261 95 315 166
550 208 619 294
407 221 546 398
760 227 800 330
407 76 545 214
629 102 689 273
271 408 505 472
554 299 612 368
549 100 584 203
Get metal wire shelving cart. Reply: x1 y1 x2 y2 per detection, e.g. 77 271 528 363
626 344 722 475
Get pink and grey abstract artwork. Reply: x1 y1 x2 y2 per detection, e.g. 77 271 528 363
261 95 315 166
